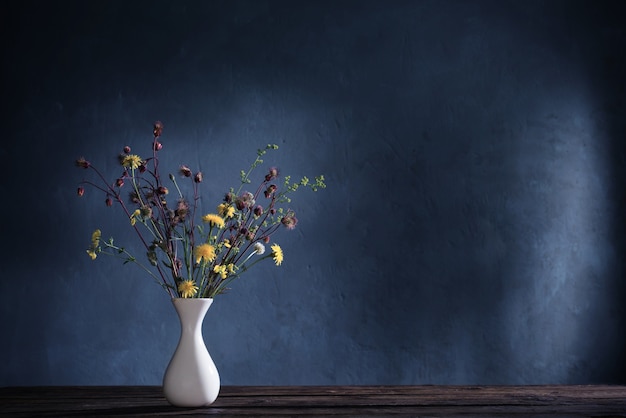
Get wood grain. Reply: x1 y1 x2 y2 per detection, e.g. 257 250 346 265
1 385 625 417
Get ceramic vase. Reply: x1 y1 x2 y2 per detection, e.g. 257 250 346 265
163 298 220 407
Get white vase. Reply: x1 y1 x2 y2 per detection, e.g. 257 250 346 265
163 298 220 407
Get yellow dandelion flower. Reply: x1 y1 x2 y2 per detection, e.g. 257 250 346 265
271 243 283 266
227 263 236 274
121 154 143 169
202 213 225 228
223 239 231 248
194 243 216 263
217 203 236 218
178 280 199 298
86 249 97 260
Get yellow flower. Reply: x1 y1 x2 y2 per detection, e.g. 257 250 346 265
202 213 225 228
194 243 216 263
213 264 228 279
178 280 199 298
121 154 143 169
130 209 141 226
223 239 231 248
217 203 235 218
91 229 101 247
227 263 236 274
271 243 283 266
87 229 101 260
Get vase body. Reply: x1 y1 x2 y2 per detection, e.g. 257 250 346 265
163 298 220 407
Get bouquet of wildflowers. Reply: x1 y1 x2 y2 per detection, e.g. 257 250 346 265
75 121 325 298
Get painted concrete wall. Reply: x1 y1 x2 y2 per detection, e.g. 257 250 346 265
1 0 625 385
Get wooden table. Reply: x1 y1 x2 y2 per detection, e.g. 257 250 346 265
1 385 625 417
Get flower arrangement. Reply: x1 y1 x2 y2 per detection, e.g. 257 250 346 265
75 121 325 299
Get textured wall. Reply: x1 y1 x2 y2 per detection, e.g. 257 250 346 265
1 0 625 386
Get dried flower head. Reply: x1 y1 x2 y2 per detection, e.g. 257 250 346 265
236 191 255 210
175 199 189 220
264 184 277 198
75 157 90 169
179 165 192 177
140 206 152 218
153 121 163 137
265 166 279 181
281 213 298 230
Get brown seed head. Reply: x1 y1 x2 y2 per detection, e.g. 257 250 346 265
75 158 90 169
153 121 163 137
264 184 277 198
281 214 298 230
180 165 192 177
265 167 279 181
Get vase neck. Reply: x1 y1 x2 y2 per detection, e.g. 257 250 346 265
172 298 213 334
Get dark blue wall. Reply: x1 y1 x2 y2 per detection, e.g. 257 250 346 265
2 0 625 386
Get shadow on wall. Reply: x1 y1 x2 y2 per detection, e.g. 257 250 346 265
495 1 626 383
322 0 626 384
597 2 626 383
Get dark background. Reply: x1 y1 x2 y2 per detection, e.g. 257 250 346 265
1 0 625 386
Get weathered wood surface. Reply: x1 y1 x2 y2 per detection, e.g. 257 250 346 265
1 385 625 417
